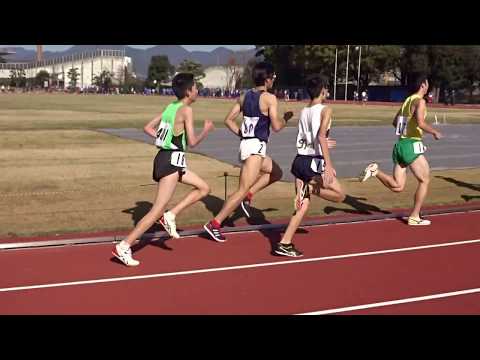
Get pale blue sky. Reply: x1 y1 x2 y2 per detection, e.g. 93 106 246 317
0 45 254 52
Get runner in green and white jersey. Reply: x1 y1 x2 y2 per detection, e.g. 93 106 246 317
112 73 215 266
359 74 443 226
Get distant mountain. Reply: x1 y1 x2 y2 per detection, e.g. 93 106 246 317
3 45 256 78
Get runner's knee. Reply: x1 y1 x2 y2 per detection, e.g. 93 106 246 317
335 191 346 203
199 184 211 198
418 173 430 184
298 198 310 214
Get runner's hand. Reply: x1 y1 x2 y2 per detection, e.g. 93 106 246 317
433 130 443 140
204 120 215 132
283 111 294 122
322 165 335 186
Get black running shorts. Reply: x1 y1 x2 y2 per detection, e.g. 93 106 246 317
290 154 325 184
152 150 186 182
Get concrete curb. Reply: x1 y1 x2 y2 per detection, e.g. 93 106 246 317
1 203 479 251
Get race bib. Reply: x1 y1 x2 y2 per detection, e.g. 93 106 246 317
241 116 259 137
395 116 407 136
239 138 267 161
412 141 427 154
296 135 313 150
310 158 325 173
155 121 170 147
171 151 187 168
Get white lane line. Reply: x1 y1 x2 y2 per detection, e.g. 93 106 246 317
297 287 480 315
1 238 480 294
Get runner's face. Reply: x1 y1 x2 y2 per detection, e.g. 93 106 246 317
322 87 330 99
421 80 429 93
187 83 198 102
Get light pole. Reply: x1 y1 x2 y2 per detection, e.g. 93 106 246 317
334 47 338 101
345 45 350 101
356 45 362 96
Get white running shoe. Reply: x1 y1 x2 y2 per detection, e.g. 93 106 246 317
112 244 140 267
359 163 379 182
408 217 431 226
159 211 180 238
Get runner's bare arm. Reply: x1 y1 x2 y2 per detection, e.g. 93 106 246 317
318 107 336 184
143 112 163 138
183 106 215 148
224 99 242 137
392 109 401 127
268 95 287 132
415 99 443 139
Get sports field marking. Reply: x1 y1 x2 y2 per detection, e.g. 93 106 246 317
297 287 480 315
1 238 479 293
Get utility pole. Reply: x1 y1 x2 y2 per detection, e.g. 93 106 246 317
356 45 362 95
36 45 43 62
334 47 338 101
345 45 350 101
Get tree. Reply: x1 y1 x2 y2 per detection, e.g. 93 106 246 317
34 70 50 88
9 69 26 88
67 67 80 89
177 59 205 86
93 70 114 93
223 56 243 91
351 45 403 89
147 55 174 89
122 66 144 93
457 46 480 101
263 45 303 87
263 45 338 87
238 57 256 89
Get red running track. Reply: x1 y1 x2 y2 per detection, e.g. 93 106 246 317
0 211 479 314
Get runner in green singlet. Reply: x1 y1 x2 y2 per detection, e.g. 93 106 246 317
112 73 215 266
359 73 443 226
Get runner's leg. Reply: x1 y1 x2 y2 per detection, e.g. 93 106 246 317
408 155 430 219
281 179 311 245
123 172 179 246
214 155 263 224
375 164 407 192
247 156 283 196
169 170 210 216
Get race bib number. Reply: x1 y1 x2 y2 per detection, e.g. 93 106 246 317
155 121 170 147
297 135 313 150
310 158 325 173
412 141 427 154
256 141 266 156
171 151 187 168
395 116 407 136
241 116 259 137
239 138 267 161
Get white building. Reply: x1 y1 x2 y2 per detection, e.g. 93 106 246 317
0 49 133 88
201 65 244 90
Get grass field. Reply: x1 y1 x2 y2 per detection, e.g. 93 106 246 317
1 93 479 237
1 93 480 131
